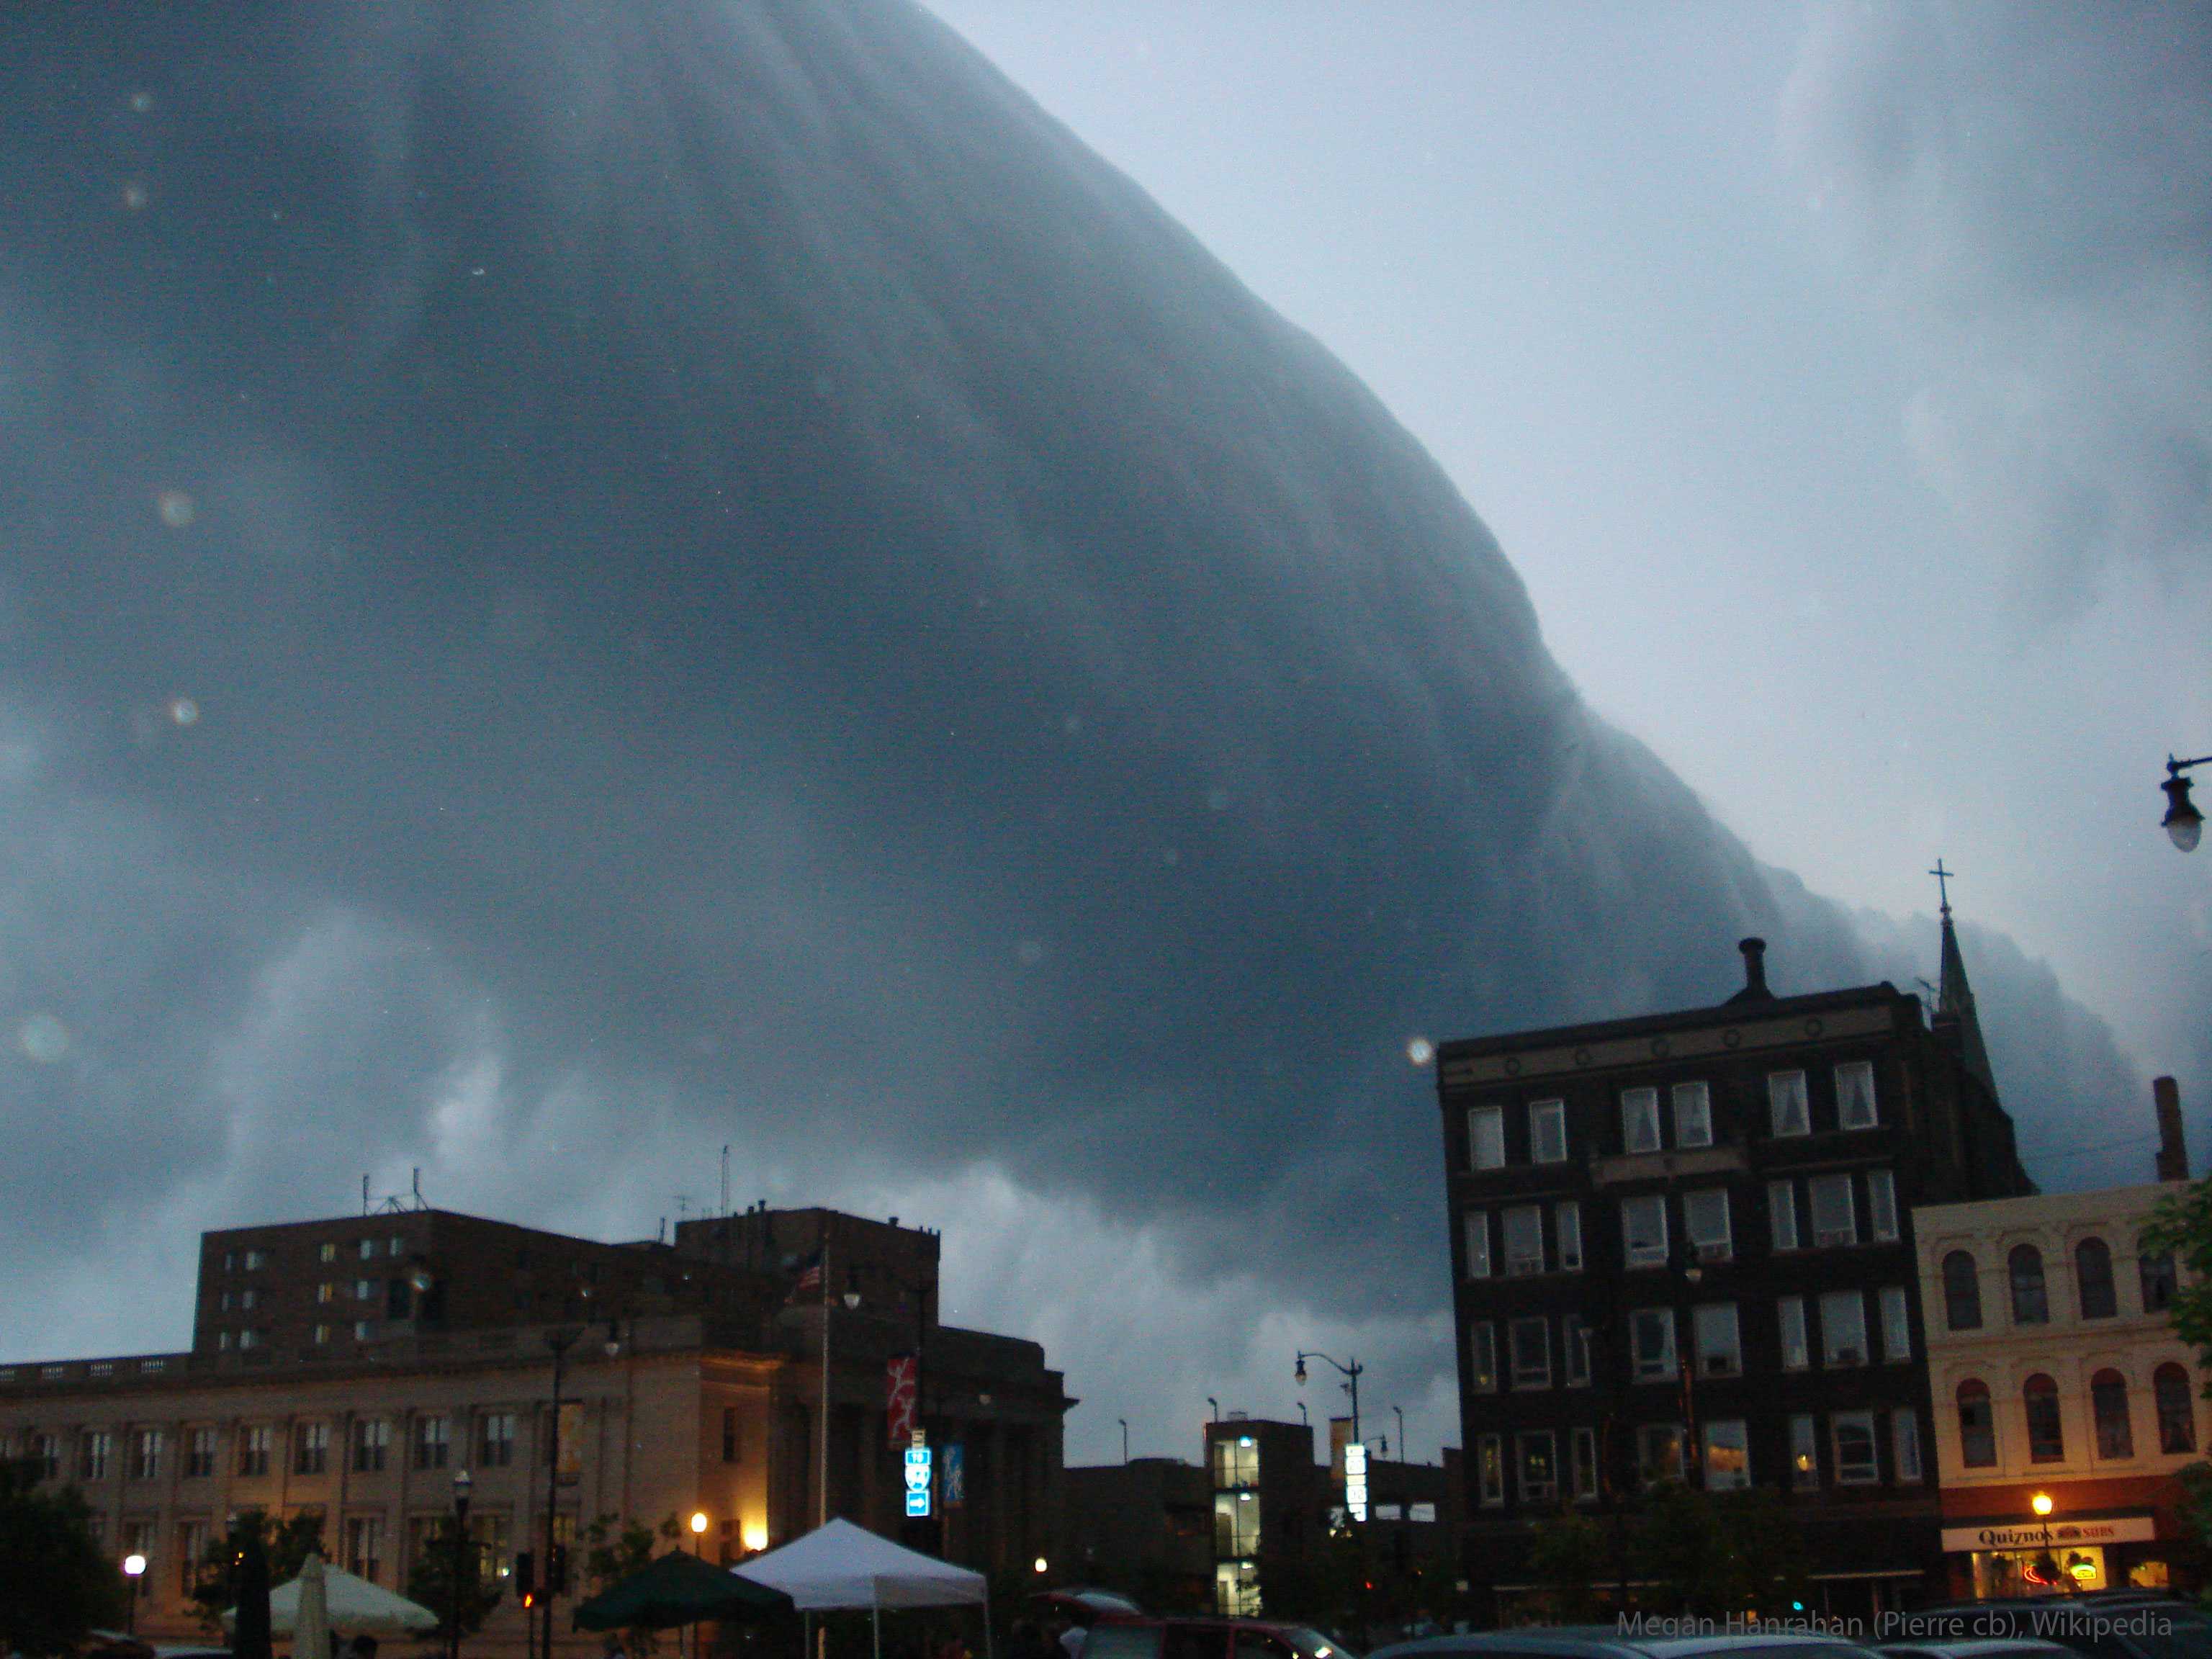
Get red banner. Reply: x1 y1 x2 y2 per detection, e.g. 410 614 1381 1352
886 1354 918 1445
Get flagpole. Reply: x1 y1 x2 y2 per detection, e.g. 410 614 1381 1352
818 1231 832 1529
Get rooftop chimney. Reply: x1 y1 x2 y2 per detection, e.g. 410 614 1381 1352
1727 937 1773 1004
2155 1076 2188 1182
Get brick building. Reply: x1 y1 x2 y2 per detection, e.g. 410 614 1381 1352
1434 922 2032 1619
0 1205 1069 1652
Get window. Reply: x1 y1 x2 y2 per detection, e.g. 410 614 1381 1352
346 1516 384 1583
1879 1286 1912 1362
354 1278 374 1300
35 1433 61 1482
1529 1099 1568 1164
239 1288 257 1311
1692 1303 1741 1377
239 1328 262 1349
1672 1081 1712 1148
1503 1205 1545 1276
1820 1290 1867 1367
1469 1106 1506 1170
1622 1195 1668 1268
2156 1363 2197 1453
1211 1434 1259 1488
1464 1210 1491 1280
130 1429 161 1481
1703 1420 1750 1491
1789 1414 1819 1489
123 1521 153 1592
359 1238 377 1260
176 1519 209 1596
1833 1411 1879 1483
1892 1408 1924 1483
1809 1173 1856 1246
1214 1492 1260 1555
1477 1435 1504 1506
353 1319 374 1341
313 1324 332 1346
1509 1317 1551 1390
295 1421 329 1475
1215 1561 1261 1619
1835 1060 1879 1128
1683 1189 1731 1262
1779 1296 1809 1370
317 1282 335 1304
243 1249 266 1269
1768 1071 1810 1137
79 1431 110 1481
390 1236 407 1256
1570 1426 1600 1501
2024 1373 2064 1462
1635 1424 1684 1486
186 1426 217 1479
2010 1244 2049 1324
1943 1250 1983 1329
351 1419 390 1473
722 1406 742 1462
1517 1431 1559 1502
1867 1169 1899 1242
319 1242 337 1263
2077 1238 2118 1319
479 1412 515 1467
2142 1245 2179 1312
1467 1323 1498 1394
1563 1313 1592 1386
1630 1308 1676 1380
414 1416 450 1470
1556 1201 1583 1272
238 1424 271 1477
1958 1380 1997 1467
2092 1369 2134 1460
1621 1087 1661 1153
1768 1180 1799 1251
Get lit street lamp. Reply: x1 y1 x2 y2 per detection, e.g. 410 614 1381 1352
1292 1350 1362 1447
2163 756 2207 852
450 1468 473 1659
122 1553 146 1635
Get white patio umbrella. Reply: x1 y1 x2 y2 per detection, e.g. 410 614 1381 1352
732 1519 992 1659
225 1563 439 1638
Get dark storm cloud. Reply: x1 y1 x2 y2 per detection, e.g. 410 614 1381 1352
0 0 2152 1377
1784 0 2212 611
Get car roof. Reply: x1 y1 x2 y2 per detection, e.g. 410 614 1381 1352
1372 1634 1874 1659
1876 1642 2077 1656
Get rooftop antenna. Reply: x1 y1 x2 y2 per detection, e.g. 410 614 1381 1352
720 1146 731 1221
411 1168 424 1210
361 1175 370 1217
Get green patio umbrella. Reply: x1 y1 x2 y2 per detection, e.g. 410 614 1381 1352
574 1550 793 1632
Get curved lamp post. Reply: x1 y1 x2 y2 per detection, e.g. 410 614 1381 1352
2163 756 2208 852
1292 1350 1362 1447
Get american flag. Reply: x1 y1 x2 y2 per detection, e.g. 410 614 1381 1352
786 1249 824 1303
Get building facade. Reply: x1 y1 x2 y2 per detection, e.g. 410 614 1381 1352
1434 928 2032 1619
1916 1149 2207 1596
1064 1457 1213 1610
0 1206 1069 1652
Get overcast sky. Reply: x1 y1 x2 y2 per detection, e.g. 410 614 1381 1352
1 1 2204 1475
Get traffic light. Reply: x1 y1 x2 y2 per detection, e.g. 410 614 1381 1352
547 1544 568 1594
514 1551 536 1596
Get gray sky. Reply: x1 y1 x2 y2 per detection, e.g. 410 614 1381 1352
0 1 2203 1475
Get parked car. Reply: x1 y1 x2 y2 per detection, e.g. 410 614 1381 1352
1881 1600 2212 1659
1368 1630 1885 1659
1874 1635 2077 1659
1085 1618 1356 1659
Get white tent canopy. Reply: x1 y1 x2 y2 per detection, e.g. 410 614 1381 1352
223 1563 439 1637
732 1519 986 1609
732 1519 990 1659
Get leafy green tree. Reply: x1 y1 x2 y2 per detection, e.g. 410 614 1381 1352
405 1517 505 1642
1627 1485 1808 1616
1527 1508 1609 1622
580 1511 683 1657
0 1455 124 1656
188 1508 326 1632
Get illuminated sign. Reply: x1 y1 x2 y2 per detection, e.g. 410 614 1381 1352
904 1444 933 1517
1939 1514 2157 1552
1343 1440 1369 1522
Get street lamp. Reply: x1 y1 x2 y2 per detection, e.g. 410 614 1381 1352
691 1511 709 1555
451 1467 474 1659
122 1553 146 1636
2162 756 2207 852
1292 1350 1362 1447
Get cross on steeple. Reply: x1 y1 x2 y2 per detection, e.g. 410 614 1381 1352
1929 858 1956 917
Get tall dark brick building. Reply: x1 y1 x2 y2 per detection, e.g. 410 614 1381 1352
1434 924 2032 1619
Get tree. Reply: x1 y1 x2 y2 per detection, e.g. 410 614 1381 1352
0 1455 124 1657
405 1517 505 1643
1627 1485 1808 1617
1527 1509 1609 1623
188 1508 326 1633
2141 1187 2212 1590
580 1511 683 1657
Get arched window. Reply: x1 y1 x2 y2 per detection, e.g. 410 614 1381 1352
1957 1379 1997 1467
2077 1238 2118 1319
2156 1363 2197 1455
2010 1244 2050 1325
2141 1245 2179 1313
1943 1251 1984 1331
2091 1368 2134 1459
2025 1373 2064 1462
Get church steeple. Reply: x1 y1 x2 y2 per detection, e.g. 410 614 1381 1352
1930 859 1999 1100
